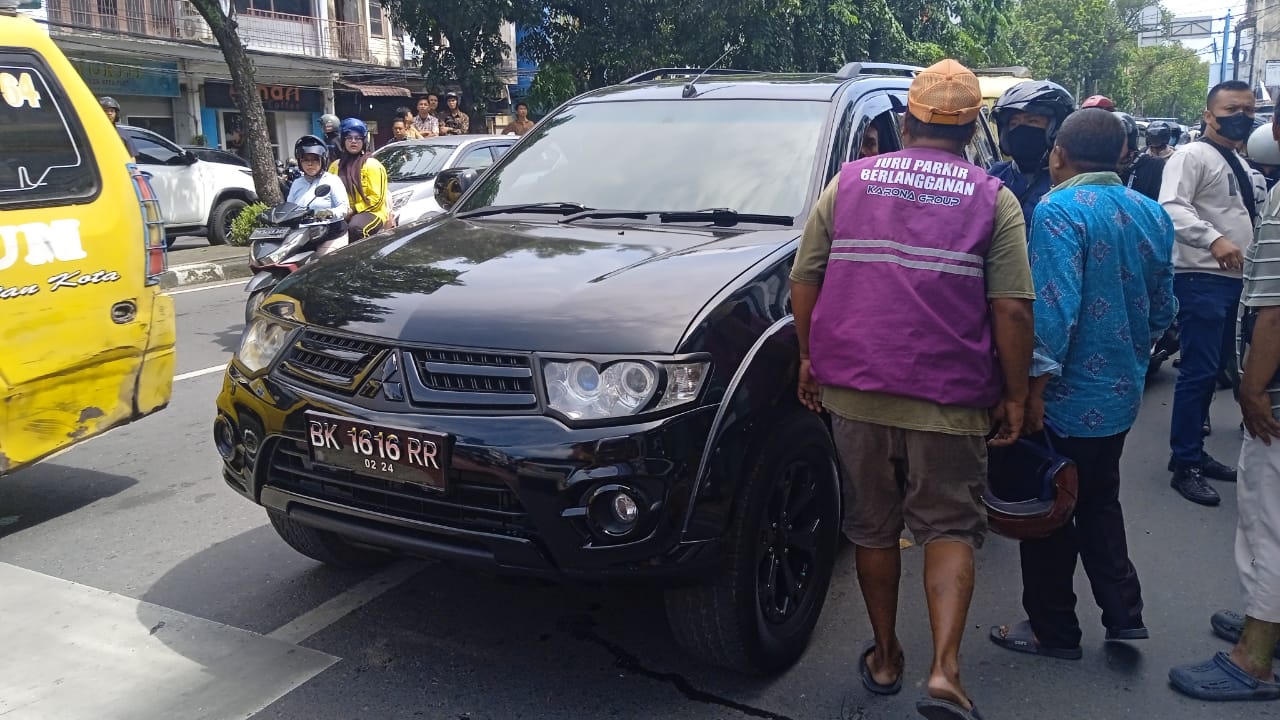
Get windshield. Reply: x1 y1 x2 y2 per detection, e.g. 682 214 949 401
458 99 829 218
377 143 459 181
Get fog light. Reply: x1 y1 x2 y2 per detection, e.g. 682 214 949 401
612 493 638 524
585 484 645 540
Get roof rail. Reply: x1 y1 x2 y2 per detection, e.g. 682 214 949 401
621 68 764 84
972 66 1032 78
835 62 923 80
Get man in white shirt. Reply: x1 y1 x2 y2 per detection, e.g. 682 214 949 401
1160 80 1267 507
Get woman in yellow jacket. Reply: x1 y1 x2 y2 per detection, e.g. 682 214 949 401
329 117 389 241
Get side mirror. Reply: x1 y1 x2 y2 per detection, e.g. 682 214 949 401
434 168 479 211
179 149 199 165
313 184 331 198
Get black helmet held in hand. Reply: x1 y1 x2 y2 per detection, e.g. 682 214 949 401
983 433 1080 540
992 80 1075 141
293 134 329 165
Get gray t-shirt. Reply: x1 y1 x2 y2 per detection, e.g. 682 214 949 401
1238 187 1280 417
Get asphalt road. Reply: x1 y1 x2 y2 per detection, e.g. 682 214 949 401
0 276 1275 720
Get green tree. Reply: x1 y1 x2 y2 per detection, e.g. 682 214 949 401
1009 0 1133 102
382 1 541 128
187 0 282 205
1124 44 1209 121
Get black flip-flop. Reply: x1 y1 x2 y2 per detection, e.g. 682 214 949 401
989 620 1083 660
916 696 984 720
859 642 902 695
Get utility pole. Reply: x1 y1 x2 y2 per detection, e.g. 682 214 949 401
1223 10 1233 83
1236 0 1259 82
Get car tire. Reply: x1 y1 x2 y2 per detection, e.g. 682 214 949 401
664 410 841 674
208 197 248 245
267 509 393 569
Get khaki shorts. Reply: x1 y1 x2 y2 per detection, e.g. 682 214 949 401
831 415 988 549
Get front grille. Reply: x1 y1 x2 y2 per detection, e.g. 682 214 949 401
267 440 530 536
280 330 386 391
409 348 537 410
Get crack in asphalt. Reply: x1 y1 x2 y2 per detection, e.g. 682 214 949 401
559 613 798 720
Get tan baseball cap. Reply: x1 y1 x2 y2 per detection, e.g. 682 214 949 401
908 59 983 126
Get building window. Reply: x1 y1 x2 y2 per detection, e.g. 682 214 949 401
232 0 313 18
368 0 384 37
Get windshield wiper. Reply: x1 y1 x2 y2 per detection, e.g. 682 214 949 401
395 172 438 182
558 209 655 224
456 202 591 219
658 208 794 227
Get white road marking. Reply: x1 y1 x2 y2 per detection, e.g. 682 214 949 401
163 279 246 295
0 562 337 720
174 364 228 381
266 560 426 644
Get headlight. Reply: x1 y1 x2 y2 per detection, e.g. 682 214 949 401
392 189 413 210
263 230 309 265
237 317 294 374
542 359 708 421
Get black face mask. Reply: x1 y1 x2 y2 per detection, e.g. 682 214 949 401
1000 125 1050 172
1214 112 1254 142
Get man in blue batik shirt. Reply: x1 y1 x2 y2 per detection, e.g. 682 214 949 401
990 109 1176 661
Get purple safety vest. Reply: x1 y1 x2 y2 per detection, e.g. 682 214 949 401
809 147 1004 408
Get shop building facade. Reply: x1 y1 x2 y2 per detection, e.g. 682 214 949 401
39 0 415 158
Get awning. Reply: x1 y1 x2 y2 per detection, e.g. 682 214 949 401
338 81 411 97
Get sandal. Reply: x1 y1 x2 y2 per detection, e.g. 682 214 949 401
916 696 984 720
1169 652 1280 701
989 620 1083 660
859 641 903 695
1211 610 1280 660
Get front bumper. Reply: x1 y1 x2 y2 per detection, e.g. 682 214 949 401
215 367 721 580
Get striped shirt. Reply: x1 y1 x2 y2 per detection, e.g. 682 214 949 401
1238 188 1280 415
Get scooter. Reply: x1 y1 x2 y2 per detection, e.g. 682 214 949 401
244 185 346 323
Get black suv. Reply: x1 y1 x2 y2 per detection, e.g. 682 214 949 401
215 63 1000 673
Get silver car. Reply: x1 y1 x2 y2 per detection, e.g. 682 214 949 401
377 135 515 225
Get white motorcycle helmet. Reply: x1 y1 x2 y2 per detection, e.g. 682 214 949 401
1248 122 1280 166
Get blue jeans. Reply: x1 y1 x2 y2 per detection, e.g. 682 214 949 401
1170 273 1243 465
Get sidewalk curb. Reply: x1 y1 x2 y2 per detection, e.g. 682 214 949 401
158 256 250 289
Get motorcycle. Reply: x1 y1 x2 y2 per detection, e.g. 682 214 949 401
244 185 345 323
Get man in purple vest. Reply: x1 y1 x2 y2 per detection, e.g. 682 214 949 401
792 59 1034 720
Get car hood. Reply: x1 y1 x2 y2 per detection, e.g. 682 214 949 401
275 217 795 354
389 180 430 193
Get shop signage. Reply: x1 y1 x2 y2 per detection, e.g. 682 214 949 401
204 81 324 112
70 59 179 98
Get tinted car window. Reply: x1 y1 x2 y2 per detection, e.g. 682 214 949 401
457 146 495 169
186 146 249 167
127 128 183 165
0 52 100 209
460 99 830 218
376 143 461 182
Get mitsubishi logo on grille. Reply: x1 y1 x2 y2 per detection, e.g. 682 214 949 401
360 350 405 401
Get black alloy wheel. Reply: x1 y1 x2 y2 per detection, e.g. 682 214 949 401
757 459 823 625
665 410 840 674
